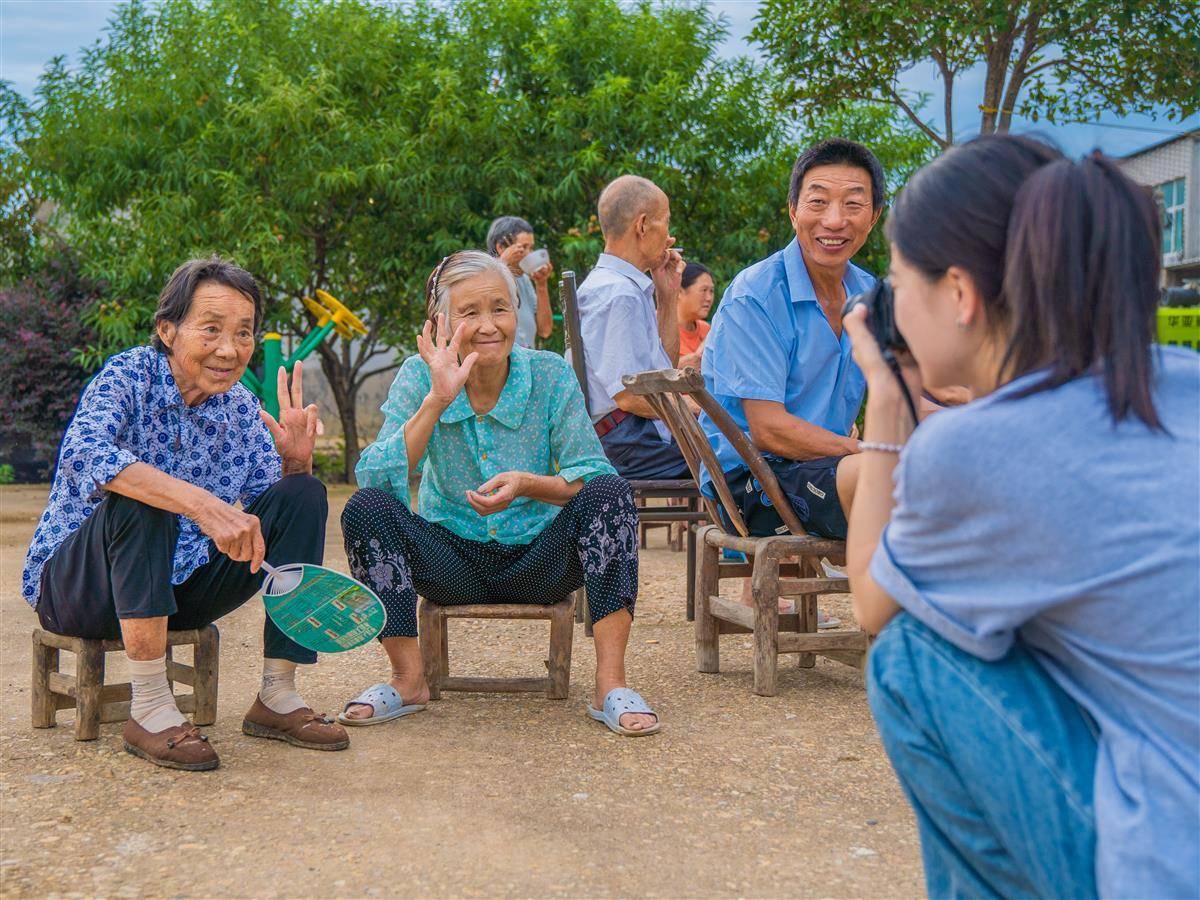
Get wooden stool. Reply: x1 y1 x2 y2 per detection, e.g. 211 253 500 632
418 598 573 700
31 626 220 741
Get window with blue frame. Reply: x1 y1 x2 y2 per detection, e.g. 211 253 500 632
1160 178 1186 255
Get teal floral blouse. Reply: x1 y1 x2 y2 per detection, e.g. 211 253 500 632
356 345 616 544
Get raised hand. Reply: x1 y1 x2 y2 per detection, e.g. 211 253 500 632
417 313 478 407
259 360 323 476
651 245 684 301
530 260 554 285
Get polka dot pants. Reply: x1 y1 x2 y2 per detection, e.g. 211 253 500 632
341 474 639 639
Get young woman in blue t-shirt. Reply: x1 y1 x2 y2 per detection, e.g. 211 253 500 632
843 134 1199 898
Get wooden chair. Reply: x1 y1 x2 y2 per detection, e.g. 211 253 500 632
622 368 869 696
31 626 219 740
559 271 708 633
418 597 574 700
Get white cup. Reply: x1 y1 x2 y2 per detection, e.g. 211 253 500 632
518 248 550 274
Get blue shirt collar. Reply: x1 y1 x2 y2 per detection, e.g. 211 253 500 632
595 252 654 294
782 238 868 305
151 349 232 425
439 344 532 429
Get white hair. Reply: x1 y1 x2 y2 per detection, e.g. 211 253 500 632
425 250 517 323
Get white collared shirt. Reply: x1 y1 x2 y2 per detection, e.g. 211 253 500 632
572 252 672 441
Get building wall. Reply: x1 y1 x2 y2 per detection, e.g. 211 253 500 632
1118 131 1200 286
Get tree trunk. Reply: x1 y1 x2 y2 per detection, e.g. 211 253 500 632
315 344 362 483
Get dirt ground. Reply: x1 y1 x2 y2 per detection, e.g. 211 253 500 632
0 484 923 898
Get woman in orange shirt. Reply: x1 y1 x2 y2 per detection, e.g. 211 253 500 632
677 262 715 369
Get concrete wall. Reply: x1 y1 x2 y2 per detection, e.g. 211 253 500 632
1118 131 1200 285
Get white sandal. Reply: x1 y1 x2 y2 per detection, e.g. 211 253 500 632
337 682 426 726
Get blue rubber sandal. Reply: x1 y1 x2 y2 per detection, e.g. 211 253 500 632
587 687 661 737
337 683 425 726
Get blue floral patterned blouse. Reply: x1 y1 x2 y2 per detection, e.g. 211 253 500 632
356 345 615 544
22 346 281 607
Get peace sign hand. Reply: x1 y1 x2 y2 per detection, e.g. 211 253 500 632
259 359 324 476
417 313 478 408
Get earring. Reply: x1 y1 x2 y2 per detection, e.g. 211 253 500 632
956 319 969 331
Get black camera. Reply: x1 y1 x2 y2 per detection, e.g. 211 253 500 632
842 278 907 353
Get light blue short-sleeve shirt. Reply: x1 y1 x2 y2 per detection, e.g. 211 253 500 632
871 347 1200 899
573 253 673 442
699 239 875 483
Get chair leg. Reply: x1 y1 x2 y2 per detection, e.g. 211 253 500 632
31 632 58 729
417 599 442 701
685 509 697 622
74 642 105 741
695 537 720 674
547 603 573 700
751 555 781 697
573 588 585 624
192 625 219 726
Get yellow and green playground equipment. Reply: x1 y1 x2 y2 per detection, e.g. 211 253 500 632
1157 305 1199 352
240 289 368 418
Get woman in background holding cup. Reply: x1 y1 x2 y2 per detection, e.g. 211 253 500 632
844 135 1199 898
486 215 553 348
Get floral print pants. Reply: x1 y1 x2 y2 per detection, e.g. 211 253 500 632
342 474 639 638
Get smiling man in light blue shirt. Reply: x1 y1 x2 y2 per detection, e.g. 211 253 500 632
701 139 884 540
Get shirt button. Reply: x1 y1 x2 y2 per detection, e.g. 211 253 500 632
481 452 487 460
489 528 497 537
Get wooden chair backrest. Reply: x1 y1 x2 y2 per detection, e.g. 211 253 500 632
621 368 810 539
559 270 591 415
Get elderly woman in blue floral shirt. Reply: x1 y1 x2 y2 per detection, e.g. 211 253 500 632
339 250 658 735
23 256 348 771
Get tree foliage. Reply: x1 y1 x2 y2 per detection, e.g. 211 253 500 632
13 0 812 477
753 0 1200 148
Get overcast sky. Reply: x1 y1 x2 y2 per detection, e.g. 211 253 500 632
2 0 1195 157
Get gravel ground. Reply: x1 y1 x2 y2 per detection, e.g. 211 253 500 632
0 484 923 898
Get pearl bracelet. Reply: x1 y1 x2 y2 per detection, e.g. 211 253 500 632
859 441 905 454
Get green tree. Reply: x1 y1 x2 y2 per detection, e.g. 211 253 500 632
15 0 807 477
753 0 1200 149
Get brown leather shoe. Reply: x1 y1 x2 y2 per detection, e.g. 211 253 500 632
122 719 219 771
241 697 349 751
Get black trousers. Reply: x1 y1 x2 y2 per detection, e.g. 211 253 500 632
341 474 639 639
723 455 849 540
599 413 691 481
35 474 328 664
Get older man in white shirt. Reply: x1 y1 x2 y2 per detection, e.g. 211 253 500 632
576 175 690 480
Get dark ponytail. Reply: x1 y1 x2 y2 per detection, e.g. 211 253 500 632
1001 153 1163 428
889 134 1163 429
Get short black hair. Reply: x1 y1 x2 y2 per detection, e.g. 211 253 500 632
788 138 885 212
485 216 534 255
152 255 263 354
681 261 711 290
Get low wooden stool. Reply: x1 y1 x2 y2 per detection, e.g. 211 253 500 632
32 626 220 741
418 598 573 700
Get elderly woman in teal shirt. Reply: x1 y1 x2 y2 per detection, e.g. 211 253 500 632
339 251 659 735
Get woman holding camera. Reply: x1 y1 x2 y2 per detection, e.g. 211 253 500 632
843 135 1198 898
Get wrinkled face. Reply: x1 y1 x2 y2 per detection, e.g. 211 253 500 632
890 244 974 392
636 193 674 267
448 271 517 366
157 282 256 403
503 231 534 270
678 272 715 322
789 163 880 273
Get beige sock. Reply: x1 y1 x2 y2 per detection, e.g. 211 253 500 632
259 658 307 714
128 655 188 733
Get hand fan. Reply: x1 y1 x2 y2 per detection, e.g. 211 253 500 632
260 562 386 653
